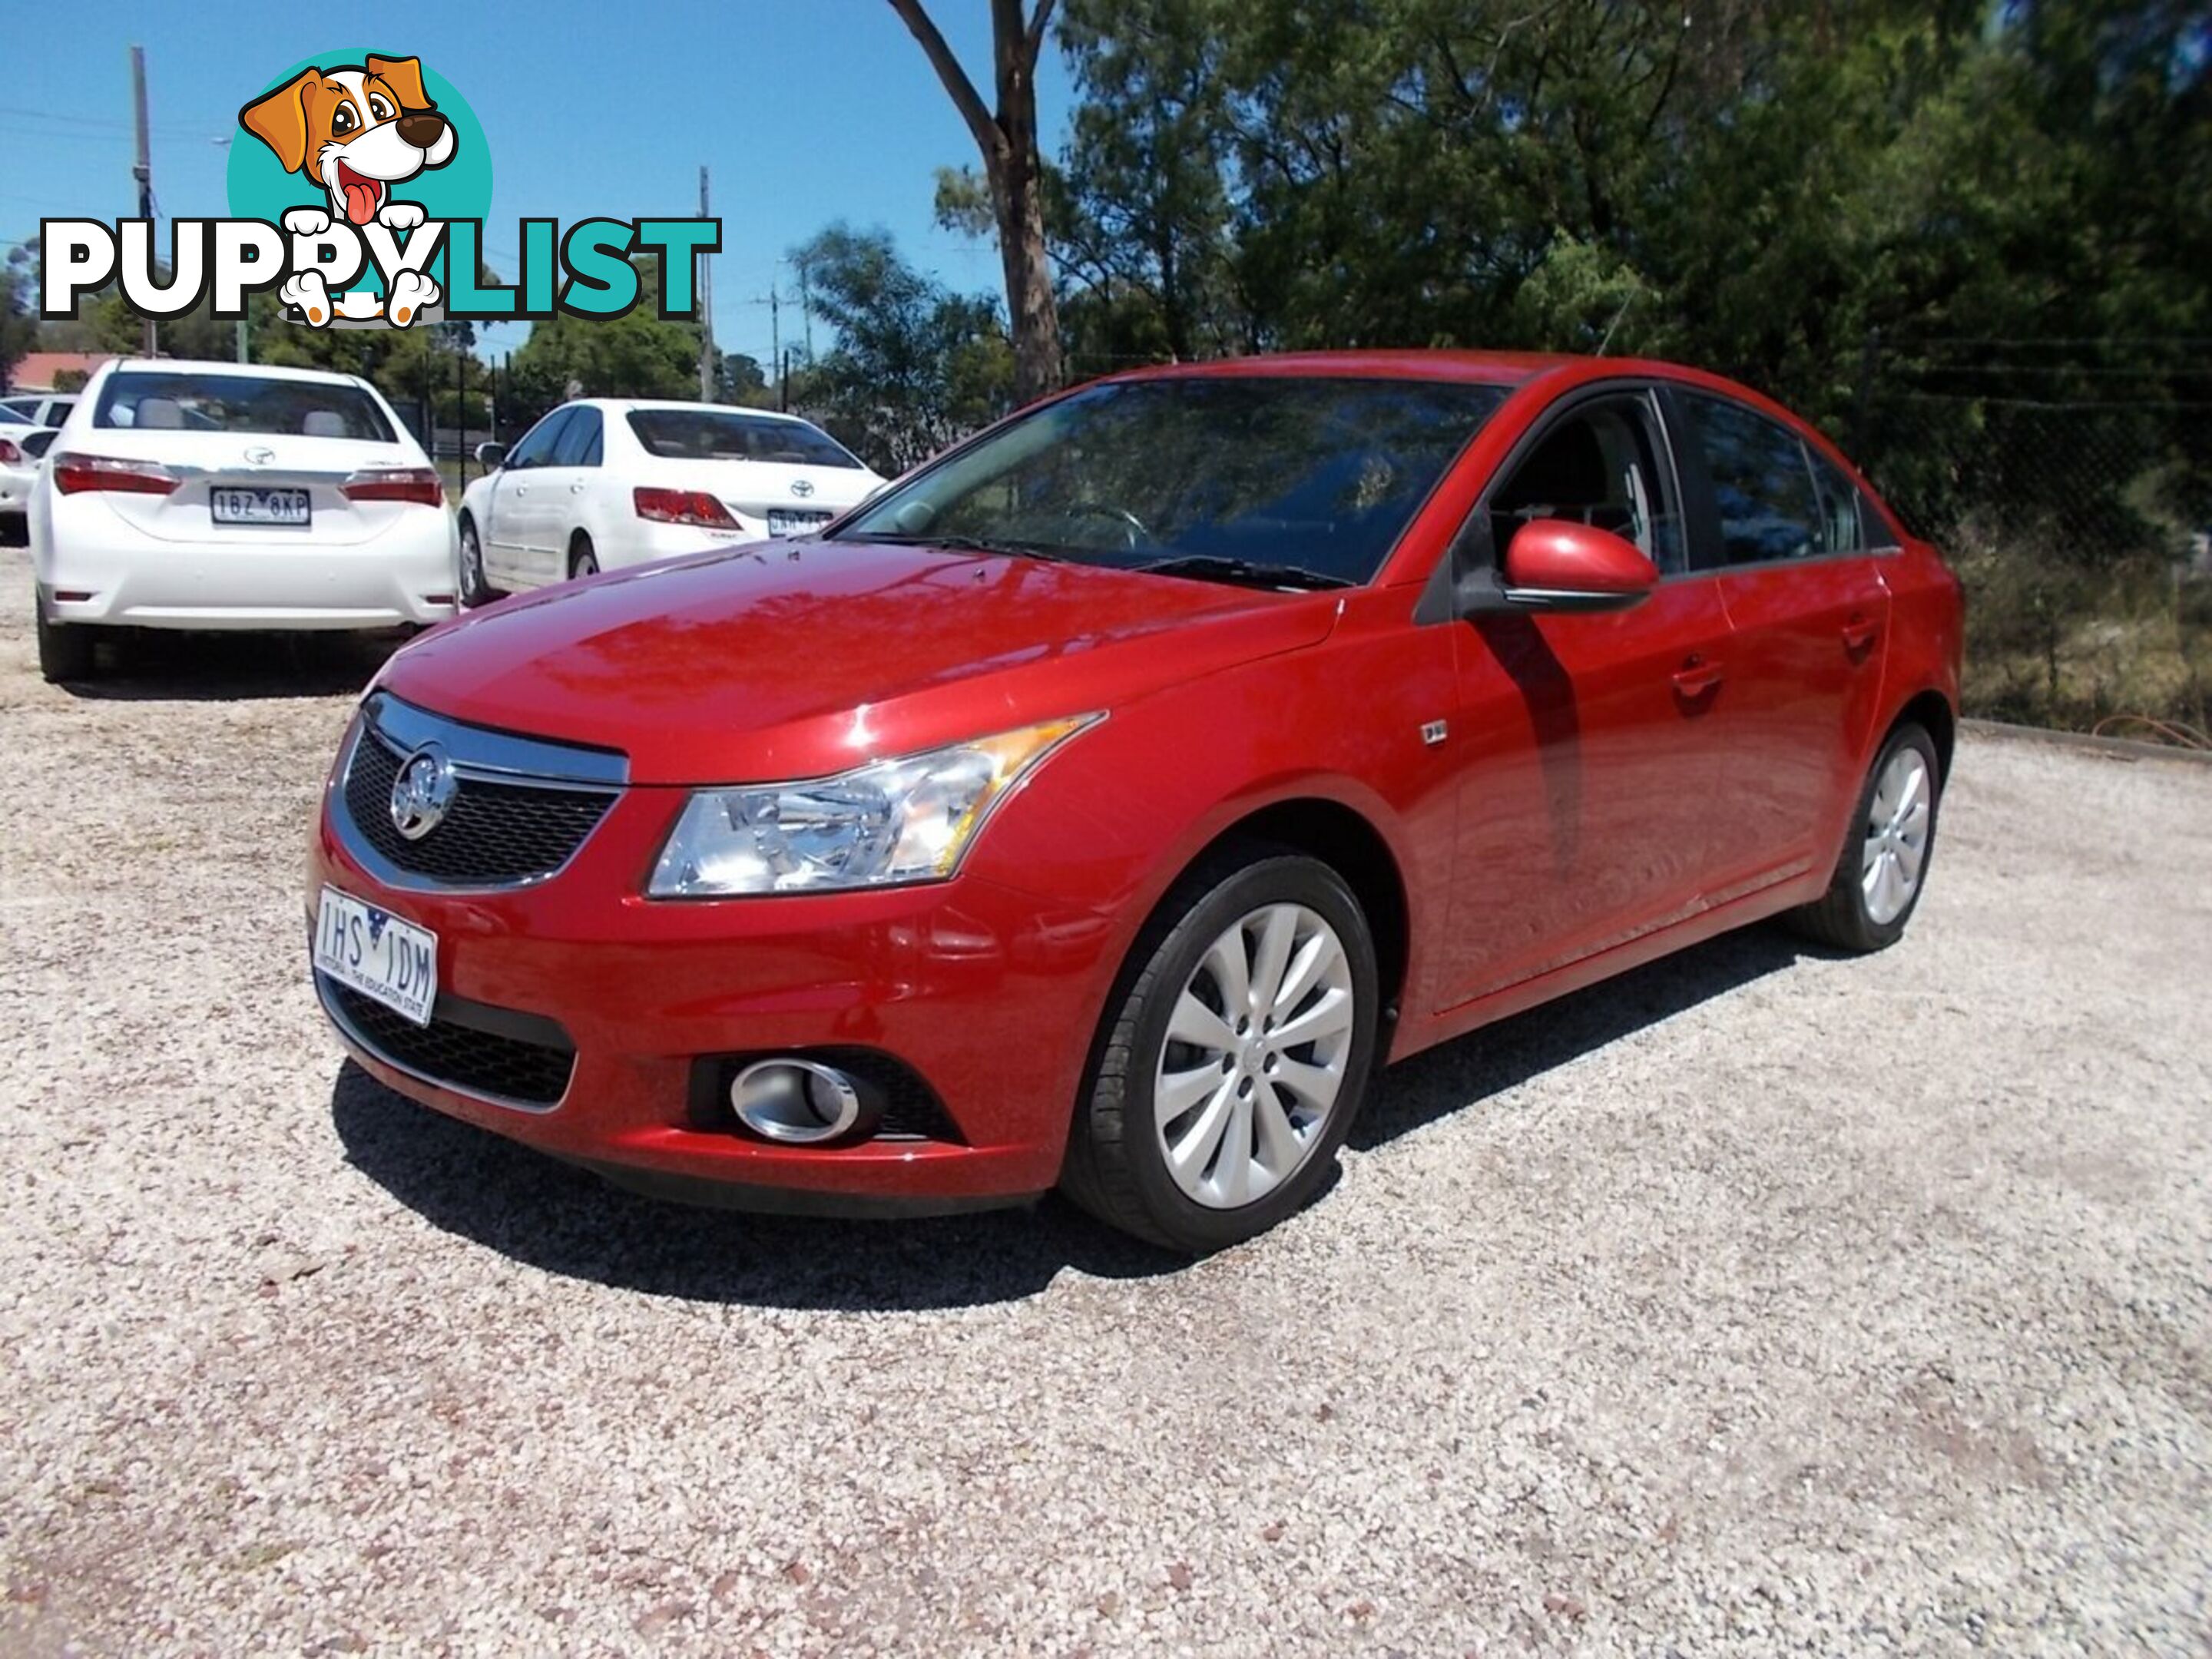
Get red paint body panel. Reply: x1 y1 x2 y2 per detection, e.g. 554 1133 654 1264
313 350 1962 1210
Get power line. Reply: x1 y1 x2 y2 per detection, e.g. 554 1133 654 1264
0 102 229 138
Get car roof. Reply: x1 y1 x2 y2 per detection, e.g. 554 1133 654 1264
1094 349 1791 402
1102 349 1581 389
582 398 818 425
100 356 373 388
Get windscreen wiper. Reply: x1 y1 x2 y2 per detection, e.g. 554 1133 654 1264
839 530 1071 563
1132 554 1353 591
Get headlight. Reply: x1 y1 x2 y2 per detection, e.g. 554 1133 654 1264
647 714 1101 897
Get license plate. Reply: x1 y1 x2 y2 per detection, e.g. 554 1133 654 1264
313 886 437 1027
211 487 310 526
767 509 833 538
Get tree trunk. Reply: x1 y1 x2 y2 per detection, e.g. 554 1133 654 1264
992 147 1063 402
889 0 1065 406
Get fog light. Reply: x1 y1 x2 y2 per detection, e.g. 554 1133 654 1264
729 1059 864 1144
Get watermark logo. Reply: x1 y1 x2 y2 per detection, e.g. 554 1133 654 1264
232 51 488 326
39 49 717 331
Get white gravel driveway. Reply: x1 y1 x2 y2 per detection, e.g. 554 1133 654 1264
2 547 2207 1655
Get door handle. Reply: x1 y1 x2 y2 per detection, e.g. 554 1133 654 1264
1842 614 1879 652
513 485 529 496
1672 654 1725 697
569 482 585 494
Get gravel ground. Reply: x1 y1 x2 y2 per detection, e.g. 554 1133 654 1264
1 545 2207 1657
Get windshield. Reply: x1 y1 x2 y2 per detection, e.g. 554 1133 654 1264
627 408 865 469
94 371 396 442
838 376 1508 588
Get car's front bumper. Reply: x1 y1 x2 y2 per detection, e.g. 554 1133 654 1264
306 776 1127 1210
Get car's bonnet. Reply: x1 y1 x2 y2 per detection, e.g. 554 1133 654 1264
373 538 1339 784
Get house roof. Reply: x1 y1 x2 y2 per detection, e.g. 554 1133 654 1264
6 352 116 392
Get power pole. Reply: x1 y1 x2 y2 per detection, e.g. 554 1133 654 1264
796 257 813 364
768 284 780 399
130 44 155 358
696 164 714 401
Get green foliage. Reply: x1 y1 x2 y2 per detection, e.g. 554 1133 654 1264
783 223 1014 473
0 251 39 392
1049 1 2207 408
506 255 704 423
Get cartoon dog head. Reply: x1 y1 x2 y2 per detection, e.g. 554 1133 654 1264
239 55 455 226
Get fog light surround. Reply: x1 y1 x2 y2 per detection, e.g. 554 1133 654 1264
728 1058 871 1144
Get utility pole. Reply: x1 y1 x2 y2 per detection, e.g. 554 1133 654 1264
768 285 780 400
130 44 155 358
697 165 714 401
796 256 813 364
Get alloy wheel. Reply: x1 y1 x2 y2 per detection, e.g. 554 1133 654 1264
459 522 485 600
1862 746 1932 926
1152 902 1356 1209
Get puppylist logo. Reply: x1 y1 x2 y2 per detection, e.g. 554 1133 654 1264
39 49 719 331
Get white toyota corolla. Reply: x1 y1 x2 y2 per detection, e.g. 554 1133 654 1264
28 358 455 682
454 399 886 601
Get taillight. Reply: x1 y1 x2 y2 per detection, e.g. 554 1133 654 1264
634 486 738 528
0 439 20 465
52 452 179 495
342 466 445 506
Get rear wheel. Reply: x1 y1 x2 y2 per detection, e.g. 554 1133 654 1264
35 595 95 683
569 535 599 581
456 515 500 607
1788 720 1941 952
1061 846 1379 1253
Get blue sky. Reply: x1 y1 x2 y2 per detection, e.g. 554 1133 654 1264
2 0 1075 366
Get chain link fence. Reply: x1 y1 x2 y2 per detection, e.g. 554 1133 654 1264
1853 349 2212 741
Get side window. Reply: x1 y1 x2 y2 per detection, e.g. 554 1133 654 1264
1681 392 1823 565
505 408 573 470
1488 392 1685 574
1805 446 1863 555
552 406 602 467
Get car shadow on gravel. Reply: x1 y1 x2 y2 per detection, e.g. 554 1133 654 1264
1352 923 1818 1149
56 630 405 700
329 1065 1187 1310
332 926 1816 1309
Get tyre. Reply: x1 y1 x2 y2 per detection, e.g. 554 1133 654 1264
1061 846 1380 1253
1788 720 1942 953
456 515 500 607
569 535 599 581
35 596 95 683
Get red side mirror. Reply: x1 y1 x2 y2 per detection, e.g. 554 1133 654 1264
1502 519 1659 611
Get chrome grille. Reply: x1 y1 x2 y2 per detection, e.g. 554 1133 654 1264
334 694 624 890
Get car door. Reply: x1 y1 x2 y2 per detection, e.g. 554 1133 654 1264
538 405 604 579
1667 388 1893 895
481 408 572 588
1435 385 1740 1009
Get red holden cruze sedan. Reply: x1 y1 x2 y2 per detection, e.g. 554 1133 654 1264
310 353 1961 1252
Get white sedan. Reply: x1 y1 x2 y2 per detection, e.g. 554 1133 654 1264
28 359 456 682
454 399 886 601
1 426 56 539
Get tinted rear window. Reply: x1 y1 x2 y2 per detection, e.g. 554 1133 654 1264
626 409 863 468
94 372 396 442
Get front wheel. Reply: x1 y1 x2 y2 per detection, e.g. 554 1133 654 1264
1061 847 1379 1253
1788 720 1942 952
